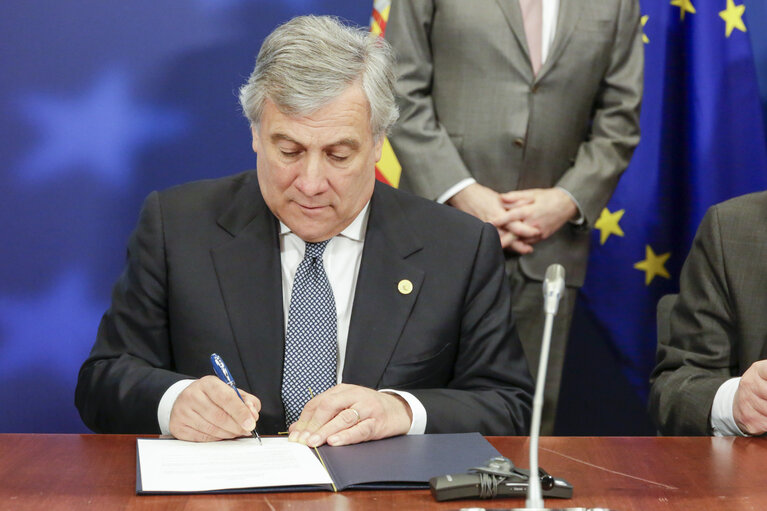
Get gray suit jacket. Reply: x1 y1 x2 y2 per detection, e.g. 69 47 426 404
386 0 643 286
649 192 767 435
75 173 534 436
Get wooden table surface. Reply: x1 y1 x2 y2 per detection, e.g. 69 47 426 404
1 434 765 510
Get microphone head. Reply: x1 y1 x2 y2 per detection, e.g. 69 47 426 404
544 263 565 284
542 264 565 315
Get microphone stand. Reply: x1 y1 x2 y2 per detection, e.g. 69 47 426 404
431 264 615 509
508 264 616 511
525 308 555 508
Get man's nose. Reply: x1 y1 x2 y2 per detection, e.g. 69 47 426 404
294 153 329 196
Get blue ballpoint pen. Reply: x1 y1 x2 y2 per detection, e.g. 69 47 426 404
210 353 262 445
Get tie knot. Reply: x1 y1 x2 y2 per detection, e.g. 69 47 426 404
304 240 330 259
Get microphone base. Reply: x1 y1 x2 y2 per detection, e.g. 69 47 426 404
462 508 617 511
463 508 617 511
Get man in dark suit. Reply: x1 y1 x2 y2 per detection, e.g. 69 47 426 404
650 192 767 436
385 0 643 434
75 15 533 446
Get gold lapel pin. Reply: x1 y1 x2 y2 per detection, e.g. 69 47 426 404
398 279 413 295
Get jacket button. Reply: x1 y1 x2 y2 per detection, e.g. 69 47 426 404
513 138 525 147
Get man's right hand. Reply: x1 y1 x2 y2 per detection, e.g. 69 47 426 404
169 375 261 442
447 183 539 253
733 360 767 435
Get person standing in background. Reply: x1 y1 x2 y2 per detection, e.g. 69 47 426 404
386 0 643 434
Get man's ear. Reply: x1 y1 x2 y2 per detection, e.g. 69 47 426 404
250 124 260 154
374 135 384 163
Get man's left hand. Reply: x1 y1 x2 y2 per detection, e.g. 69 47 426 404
287 384 412 447
494 188 578 244
732 360 767 435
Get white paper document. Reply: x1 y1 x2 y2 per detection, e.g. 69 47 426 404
137 437 332 492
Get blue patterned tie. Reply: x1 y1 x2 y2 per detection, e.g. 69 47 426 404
281 240 338 426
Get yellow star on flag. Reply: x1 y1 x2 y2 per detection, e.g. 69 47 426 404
720 0 746 37
641 15 649 44
634 245 671 285
594 207 625 245
671 0 696 21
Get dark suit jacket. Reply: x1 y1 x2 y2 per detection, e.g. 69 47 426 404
649 192 767 435
75 172 533 435
386 0 643 286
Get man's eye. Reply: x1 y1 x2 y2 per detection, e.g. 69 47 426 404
280 150 300 157
328 154 349 162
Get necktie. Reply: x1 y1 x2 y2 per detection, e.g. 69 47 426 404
281 240 338 426
519 0 543 76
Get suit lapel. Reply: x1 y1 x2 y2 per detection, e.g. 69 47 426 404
343 183 424 388
496 0 533 80
211 173 286 428
537 1 581 80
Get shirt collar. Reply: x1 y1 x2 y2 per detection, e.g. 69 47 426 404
279 200 370 242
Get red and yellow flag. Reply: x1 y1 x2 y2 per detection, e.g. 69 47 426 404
370 0 401 188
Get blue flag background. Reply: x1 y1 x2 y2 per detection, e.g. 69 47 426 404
0 1 372 433
3 1 767 434
579 0 767 405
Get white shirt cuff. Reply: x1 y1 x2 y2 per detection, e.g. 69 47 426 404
710 377 749 436
437 178 477 204
157 379 195 435
380 389 427 435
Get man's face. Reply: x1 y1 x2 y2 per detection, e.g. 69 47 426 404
251 84 383 242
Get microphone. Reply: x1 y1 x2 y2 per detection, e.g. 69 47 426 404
542 263 566 315
511 264 614 511
524 264 566 508
430 264 610 509
430 264 573 508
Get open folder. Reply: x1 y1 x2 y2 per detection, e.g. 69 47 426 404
136 432 501 494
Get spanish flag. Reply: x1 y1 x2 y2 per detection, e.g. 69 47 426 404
370 0 402 188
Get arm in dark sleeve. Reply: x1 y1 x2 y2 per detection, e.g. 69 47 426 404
75 192 189 433
649 207 736 435
411 223 534 435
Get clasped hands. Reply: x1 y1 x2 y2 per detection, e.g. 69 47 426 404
447 183 578 254
169 376 412 446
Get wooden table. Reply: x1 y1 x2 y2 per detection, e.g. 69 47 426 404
1 434 765 510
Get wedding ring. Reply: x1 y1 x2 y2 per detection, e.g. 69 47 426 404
348 408 360 424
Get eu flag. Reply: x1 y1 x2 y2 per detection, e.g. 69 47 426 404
580 0 767 400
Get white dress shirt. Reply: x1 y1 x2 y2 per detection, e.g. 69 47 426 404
710 377 749 436
157 202 426 435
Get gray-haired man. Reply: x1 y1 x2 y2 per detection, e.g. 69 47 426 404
76 16 533 447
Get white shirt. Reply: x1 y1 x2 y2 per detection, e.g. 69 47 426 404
540 0 560 65
157 202 426 435
710 377 749 436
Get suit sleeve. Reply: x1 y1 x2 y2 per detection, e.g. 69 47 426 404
648 207 736 435
555 0 643 226
410 223 534 435
386 0 474 200
75 192 188 434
